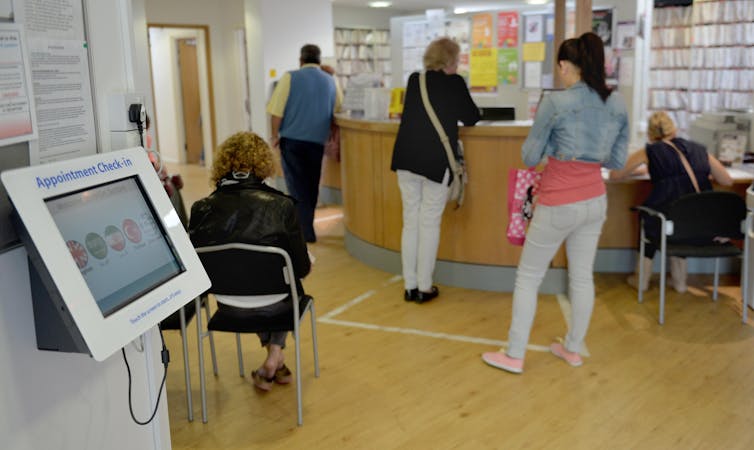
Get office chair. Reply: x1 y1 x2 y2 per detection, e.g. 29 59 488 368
159 296 218 422
194 243 319 426
634 191 748 324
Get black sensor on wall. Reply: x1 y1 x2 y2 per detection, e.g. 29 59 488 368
654 0 693 7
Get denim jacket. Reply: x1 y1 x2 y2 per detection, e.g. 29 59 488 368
522 81 629 169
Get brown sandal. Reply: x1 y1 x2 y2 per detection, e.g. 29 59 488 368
274 364 293 385
251 370 274 391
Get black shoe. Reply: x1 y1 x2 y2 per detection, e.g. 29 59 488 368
414 286 439 304
404 289 418 302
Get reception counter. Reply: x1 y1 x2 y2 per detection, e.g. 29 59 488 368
334 115 752 293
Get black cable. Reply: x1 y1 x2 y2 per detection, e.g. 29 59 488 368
137 122 145 148
122 328 170 426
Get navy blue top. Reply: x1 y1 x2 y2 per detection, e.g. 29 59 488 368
644 137 712 210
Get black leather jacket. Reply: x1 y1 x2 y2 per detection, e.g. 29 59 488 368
188 176 311 280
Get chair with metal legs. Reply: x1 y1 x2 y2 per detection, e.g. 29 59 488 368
194 243 319 426
159 295 218 421
635 191 747 324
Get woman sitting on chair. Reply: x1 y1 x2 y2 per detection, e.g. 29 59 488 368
188 131 311 391
610 111 732 292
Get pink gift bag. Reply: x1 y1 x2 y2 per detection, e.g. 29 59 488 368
506 168 541 246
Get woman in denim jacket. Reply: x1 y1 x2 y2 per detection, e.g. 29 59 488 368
483 32 629 374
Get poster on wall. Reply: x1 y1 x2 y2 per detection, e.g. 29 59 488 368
592 9 614 47
0 24 37 146
524 61 542 89
616 21 636 50
524 15 544 43
403 21 429 48
471 13 492 48
497 48 518 85
446 18 471 80
470 47 497 93
13 0 97 164
497 11 519 48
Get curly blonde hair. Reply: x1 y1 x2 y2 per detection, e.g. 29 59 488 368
210 131 274 184
423 37 460 71
647 111 677 142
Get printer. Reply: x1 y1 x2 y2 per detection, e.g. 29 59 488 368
689 111 752 164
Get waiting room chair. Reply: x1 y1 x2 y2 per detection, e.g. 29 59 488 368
635 191 748 324
194 243 320 426
159 296 218 421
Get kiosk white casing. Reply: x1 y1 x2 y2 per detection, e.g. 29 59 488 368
1 147 210 361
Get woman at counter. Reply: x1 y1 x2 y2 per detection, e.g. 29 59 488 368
609 111 733 293
482 32 629 374
390 37 481 304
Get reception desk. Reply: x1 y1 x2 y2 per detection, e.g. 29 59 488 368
334 115 752 293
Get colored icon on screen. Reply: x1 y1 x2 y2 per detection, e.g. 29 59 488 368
67 240 89 269
122 218 142 243
86 233 108 259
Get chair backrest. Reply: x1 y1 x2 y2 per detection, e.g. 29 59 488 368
667 191 746 241
195 243 294 296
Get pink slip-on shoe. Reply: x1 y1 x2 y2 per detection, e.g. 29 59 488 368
550 342 583 367
482 351 523 374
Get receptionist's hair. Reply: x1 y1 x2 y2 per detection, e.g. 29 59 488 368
423 37 460 71
211 131 275 184
647 111 677 142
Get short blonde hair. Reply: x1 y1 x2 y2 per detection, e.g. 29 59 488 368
211 131 274 184
647 111 677 142
423 37 460 71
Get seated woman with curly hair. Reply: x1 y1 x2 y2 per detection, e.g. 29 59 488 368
188 131 311 391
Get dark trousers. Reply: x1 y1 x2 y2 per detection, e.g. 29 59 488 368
280 137 324 242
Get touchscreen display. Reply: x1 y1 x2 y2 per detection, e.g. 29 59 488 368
45 176 185 317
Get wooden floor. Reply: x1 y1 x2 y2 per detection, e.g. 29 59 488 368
165 163 754 450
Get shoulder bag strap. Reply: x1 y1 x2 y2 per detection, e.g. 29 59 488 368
419 71 459 174
664 139 700 193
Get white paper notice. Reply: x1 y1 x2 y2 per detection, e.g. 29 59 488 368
27 39 96 164
619 56 634 87
524 15 544 43
524 61 542 89
13 0 85 40
0 24 37 146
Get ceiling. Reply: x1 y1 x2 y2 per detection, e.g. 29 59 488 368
331 0 545 13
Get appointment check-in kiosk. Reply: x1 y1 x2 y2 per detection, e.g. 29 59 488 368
1 147 210 361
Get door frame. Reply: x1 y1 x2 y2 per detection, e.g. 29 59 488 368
147 23 217 164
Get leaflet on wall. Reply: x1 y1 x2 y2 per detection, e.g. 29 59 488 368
524 62 542 89
616 21 636 50
497 11 519 48
402 21 428 48
470 47 497 93
524 15 544 43
471 13 492 48
497 48 518 85
12 0 85 40
27 39 97 164
0 23 37 146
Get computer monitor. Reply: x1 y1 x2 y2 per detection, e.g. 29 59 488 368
480 107 515 121
1 147 210 361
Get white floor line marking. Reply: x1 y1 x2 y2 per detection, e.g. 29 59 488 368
314 213 344 223
318 290 376 320
556 294 591 357
384 275 402 286
319 317 550 352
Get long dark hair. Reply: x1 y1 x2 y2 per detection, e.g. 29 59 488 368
557 32 611 102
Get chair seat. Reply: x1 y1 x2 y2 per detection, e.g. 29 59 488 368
666 242 741 258
208 295 312 333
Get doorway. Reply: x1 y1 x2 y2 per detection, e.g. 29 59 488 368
147 24 216 166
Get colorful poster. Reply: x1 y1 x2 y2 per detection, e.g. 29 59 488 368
0 24 37 146
471 13 493 48
616 21 636 50
470 48 497 92
592 9 614 47
497 49 518 85
522 42 546 62
497 11 519 48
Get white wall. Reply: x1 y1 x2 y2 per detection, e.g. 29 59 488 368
1 2 170 448
145 0 247 147
245 0 335 139
333 5 408 29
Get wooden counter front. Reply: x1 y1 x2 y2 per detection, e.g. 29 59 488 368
336 117 550 268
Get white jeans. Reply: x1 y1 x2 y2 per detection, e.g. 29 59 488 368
397 169 449 291
507 194 607 359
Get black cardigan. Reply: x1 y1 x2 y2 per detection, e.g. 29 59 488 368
390 70 480 184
